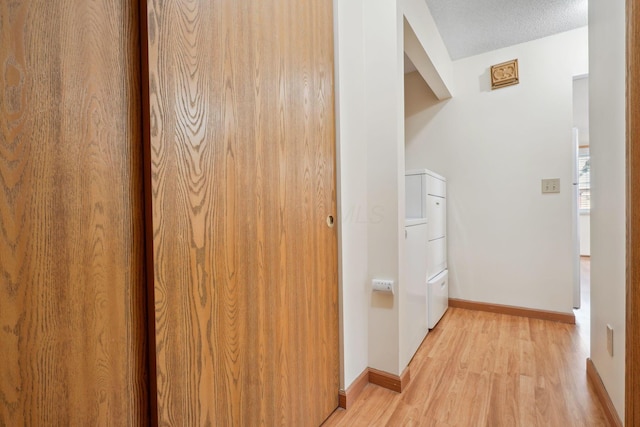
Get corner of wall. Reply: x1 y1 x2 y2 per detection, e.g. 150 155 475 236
402 0 454 99
334 0 370 389
588 0 626 419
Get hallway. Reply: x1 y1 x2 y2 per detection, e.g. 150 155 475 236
325 298 607 426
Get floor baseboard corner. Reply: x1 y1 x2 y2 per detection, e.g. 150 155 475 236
338 368 369 409
448 298 575 324
369 367 410 393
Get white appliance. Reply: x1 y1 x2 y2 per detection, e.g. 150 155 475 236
406 169 448 328
404 218 429 360
428 270 449 329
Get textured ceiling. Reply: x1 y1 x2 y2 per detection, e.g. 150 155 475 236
425 0 588 60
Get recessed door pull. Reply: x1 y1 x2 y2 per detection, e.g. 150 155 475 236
326 215 335 228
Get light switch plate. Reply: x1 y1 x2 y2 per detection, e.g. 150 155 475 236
541 178 560 193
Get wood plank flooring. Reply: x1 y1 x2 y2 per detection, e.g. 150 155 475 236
324 305 609 426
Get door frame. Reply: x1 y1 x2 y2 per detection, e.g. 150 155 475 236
626 0 640 424
571 125 581 309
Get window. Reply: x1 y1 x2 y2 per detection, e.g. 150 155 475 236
578 150 590 211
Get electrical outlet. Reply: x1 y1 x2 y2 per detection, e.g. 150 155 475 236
541 178 561 193
372 279 394 294
607 324 614 357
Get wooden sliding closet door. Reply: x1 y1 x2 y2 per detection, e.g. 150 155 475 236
0 1 147 425
143 0 339 424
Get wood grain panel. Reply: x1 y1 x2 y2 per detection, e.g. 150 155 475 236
0 0 147 425
143 0 338 424
627 0 640 424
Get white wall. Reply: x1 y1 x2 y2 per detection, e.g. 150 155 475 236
589 0 626 419
334 0 407 385
405 28 588 313
334 0 370 390
336 0 453 385
364 0 405 376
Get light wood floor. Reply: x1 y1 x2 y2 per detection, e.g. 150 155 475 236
324 304 608 426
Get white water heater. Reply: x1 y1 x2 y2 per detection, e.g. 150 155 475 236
406 169 448 328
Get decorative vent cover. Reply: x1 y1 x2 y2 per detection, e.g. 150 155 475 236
491 59 519 90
